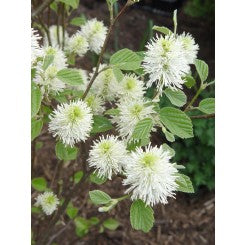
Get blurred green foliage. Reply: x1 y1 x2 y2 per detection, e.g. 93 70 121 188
184 0 215 19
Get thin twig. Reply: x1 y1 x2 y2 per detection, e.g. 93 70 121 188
82 3 129 100
47 220 72 245
190 113 215 119
32 0 55 18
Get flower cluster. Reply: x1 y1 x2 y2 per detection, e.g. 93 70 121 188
49 100 93 146
142 33 199 92
35 192 59 215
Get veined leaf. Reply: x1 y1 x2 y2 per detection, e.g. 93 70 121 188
91 116 113 134
176 173 194 193
159 107 193 139
130 200 154 233
195 59 209 82
198 98 215 114
57 69 83 86
164 88 187 107
89 190 111 205
132 118 153 141
152 25 172 35
31 82 42 118
110 49 142 71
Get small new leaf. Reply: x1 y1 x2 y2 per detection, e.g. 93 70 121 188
103 218 120 230
176 174 194 193
31 177 47 191
152 25 172 35
194 59 209 82
89 190 112 205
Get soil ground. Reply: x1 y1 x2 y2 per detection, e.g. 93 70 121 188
32 1 215 244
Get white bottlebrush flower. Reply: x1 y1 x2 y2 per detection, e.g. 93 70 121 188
118 74 145 99
35 192 59 215
88 135 128 179
31 28 42 65
177 32 199 64
34 63 66 95
85 94 105 115
112 98 155 140
91 66 119 101
42 46 67 69
80 19 108 54
43 25 69 48
49 100 93 146
142 34 189 92
67 32 89 57
123 144 178 206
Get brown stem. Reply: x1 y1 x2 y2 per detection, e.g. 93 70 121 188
190 113 215 119
32 0 55 18
82 3 129 100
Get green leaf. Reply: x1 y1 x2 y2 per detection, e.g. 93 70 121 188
176 173 194 193
42 55 54 70
55 142 78 161
31 119 43 141
31 206 42 214
70 15 86 26
50 2 57 12
198 98 215 114
103 218 120 231
31 177 47 191
31 82 42 118
194 59 209 82
90 173 107 185
164 131 175 142
152 25 172 35
112 67 124 82
132 118 153 141
130 200 154 233
104 108 120 116
164 88 187 107
159 107 193 139
91 115 113 134
110 48 142 71
184 75 196 88
74 171 84 184
74 217 89 237
89 217 100 225
56 69 83 86
66 206 78 219
162 143 175 157
58 0 79 9
89 190 111 205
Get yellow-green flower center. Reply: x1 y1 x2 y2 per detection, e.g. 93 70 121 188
141 153 158 167
125 78 136 91
44 195 56 205
99 141 112 154
130 104 143 117
68 106 83 123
